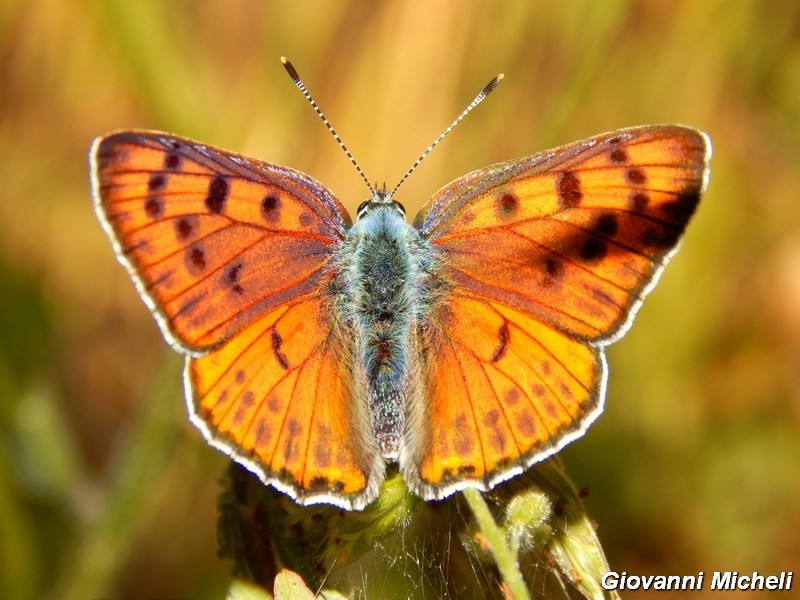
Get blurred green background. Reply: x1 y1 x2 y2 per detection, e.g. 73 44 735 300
2 0 799 598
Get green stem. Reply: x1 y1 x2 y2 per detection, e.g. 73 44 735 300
462 488 531 600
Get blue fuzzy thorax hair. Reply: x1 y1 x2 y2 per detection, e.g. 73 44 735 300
336 201 440 459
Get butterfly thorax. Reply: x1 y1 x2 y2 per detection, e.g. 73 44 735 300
337 201 439 459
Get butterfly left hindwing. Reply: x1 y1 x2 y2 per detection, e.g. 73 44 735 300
92 131 383 510
187 293 383 508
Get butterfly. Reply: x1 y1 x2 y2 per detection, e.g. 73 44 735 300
91 66 710 511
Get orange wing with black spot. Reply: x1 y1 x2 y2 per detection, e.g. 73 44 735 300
404 126 710 498
186 294 381 508
92 131 383 509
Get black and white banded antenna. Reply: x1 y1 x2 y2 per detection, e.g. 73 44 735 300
388 72 504 199
282 57 503 200
281 57 376 197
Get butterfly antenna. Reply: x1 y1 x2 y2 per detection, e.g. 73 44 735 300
389 73 504 199
281 57 376 196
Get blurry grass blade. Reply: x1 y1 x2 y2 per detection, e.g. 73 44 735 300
51 360 185 598
89 0 210 134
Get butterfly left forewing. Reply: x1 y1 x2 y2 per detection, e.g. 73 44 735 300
406 125 709 496
92 131 351 352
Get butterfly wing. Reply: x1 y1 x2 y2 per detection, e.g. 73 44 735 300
186 294 381 509
404 125 710 497
91 132 382 509
92 131 350 352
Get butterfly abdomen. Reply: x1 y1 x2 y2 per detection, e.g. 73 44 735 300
341 206 432 459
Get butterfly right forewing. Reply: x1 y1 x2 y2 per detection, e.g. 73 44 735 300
415 126 709 342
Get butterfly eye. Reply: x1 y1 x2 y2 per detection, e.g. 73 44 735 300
356 198 407 221
356 200 371 219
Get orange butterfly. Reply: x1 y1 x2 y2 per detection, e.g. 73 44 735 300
91 63 710 510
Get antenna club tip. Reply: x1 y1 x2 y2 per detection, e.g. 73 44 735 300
482 74 504 95
281 57 300 80
497 73 505 80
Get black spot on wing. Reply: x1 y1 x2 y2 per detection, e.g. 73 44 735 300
148 174 166 191
205 176 228 214
629 191 649 212
226 263 245 295
626 168 647 185
164 153 181 169
591 212 618 237
491 319 510 363
662 186 701 224
540 256 564 288
609 149 628 163
579 238 607 263
498 192 519 216
175 216 196 241
558 171 582 208
186 245 207 274
262 195 281 222
144 197 163 218
271 328 290 370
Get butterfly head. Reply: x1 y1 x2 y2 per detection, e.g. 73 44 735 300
356 185 406 221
